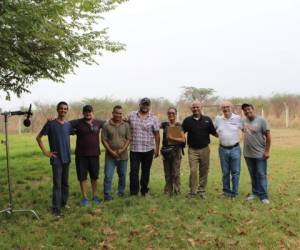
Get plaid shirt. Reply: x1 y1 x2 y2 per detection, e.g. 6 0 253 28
128 111 160 152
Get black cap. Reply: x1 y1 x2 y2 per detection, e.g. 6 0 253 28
241 103 254 110
82 105 93 113
140 97 151 105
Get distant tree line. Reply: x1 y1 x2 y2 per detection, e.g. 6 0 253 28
2 89 300 133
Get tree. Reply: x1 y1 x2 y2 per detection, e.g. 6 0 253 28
180 86 218 103
0 0 126 99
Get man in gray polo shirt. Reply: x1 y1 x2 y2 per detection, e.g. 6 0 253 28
215 101 243 198
242 103 271 204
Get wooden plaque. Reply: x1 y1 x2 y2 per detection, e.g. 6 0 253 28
167 126 182 145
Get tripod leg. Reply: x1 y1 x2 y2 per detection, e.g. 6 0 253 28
1 114 40 220
0 207 12 215
12 209 40 220
2 115 13 208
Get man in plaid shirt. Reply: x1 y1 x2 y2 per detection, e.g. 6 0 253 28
128 97 160 196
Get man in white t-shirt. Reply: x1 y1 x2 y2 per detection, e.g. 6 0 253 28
215 101 243 198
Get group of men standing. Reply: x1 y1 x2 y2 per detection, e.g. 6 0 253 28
36 98 160 218
36 98 271 219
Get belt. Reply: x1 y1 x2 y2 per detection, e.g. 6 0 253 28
220 142 239 149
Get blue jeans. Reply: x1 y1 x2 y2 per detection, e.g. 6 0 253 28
51 163 69 214
104 157 127 199
244 157 268 200
219 145 241 196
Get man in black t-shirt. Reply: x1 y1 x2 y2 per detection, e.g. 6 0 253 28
182 100 218 199
70 105 105 206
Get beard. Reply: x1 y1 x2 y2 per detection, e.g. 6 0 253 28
140 107 149 113
84 116 92 121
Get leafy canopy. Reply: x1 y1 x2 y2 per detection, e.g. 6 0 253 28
181 86 218 103
0 0 126 99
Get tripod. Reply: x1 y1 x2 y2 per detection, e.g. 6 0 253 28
0 111 39 220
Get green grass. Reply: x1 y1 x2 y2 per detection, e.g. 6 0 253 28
1 129 300 249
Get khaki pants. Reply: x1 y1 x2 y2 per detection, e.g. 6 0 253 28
188 146 210 194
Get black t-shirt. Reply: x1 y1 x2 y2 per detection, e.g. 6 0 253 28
182 115 216 149
161 122 183 148
70 119 105 156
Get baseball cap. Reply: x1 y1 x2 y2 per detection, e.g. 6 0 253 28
241 103 254 110
140 97 151 105
82 105 93 112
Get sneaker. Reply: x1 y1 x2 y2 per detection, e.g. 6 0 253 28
246 194 257 201
81 197 89 206
223 192 233 198
186 193 197 198
52 211 61 219
223 192 237 199
92 196 102 205
199 193 207 200
117 193 124 197
53 213 61 220
174 190 180 195
104 196 113 201
164 191 172 197
261 199 270 204
62 204 70 209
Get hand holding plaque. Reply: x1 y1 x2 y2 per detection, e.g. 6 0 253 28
167 126 182 145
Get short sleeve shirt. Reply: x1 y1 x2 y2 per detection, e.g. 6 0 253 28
243 116 270 158
161 122 183 148
182 115 216 149
70 119 105 157
215 113 242 146
101 120 131 160
39 120 73 165
128 111 160 152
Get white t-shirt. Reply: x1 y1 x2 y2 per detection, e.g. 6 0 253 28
215 113 242 146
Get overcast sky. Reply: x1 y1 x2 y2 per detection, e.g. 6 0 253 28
2 0 300 110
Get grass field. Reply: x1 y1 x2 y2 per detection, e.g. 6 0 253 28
1 129 300 249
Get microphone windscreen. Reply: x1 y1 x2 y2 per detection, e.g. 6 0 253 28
23 119 31 127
